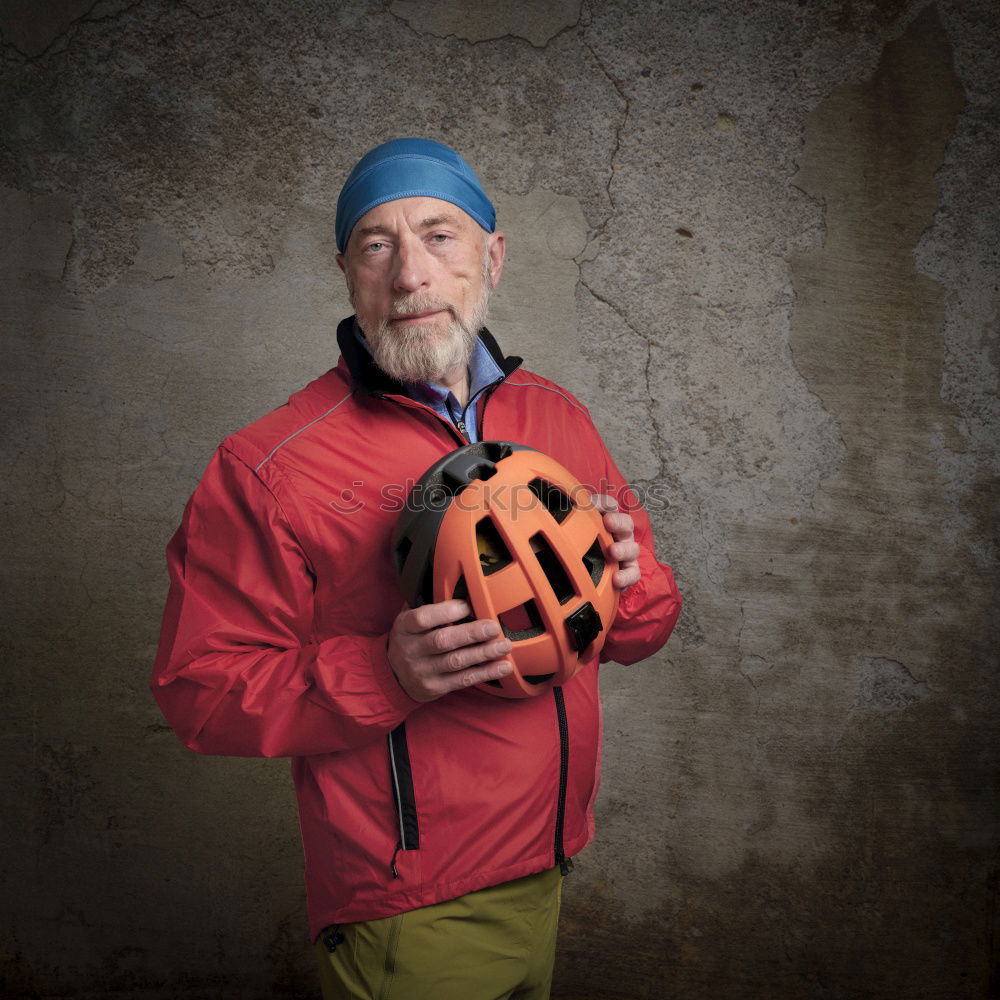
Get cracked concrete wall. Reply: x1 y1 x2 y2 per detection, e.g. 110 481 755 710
1 1 997 998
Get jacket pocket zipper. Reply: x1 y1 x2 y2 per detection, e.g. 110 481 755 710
553 687 574 875
388 723 419 876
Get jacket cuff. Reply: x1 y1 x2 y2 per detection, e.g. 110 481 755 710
362 633 422 715
615 543 657 619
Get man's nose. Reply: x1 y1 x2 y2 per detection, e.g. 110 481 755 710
392 239 431 295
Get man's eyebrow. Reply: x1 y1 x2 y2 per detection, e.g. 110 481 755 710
418 214 461 230
354 223 393 237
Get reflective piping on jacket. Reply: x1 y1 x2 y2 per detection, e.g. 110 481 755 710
501 381 589 418
254 391 356 473
388 731 406 848
388 724 419 851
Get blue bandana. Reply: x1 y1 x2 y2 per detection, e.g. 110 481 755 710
335 138 496 252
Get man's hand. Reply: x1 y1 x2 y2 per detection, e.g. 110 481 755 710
388 599 513 703
593 494 642 591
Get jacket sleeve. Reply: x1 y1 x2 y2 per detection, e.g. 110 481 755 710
150 444 418 758
593 437 683 666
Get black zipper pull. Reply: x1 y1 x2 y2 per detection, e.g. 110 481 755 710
456 417 469 441
559 856 575 877
320 925 346 953
391 843 401 878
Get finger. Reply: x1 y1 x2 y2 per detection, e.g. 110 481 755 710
609 539 640 564
613 565 641 590
451 658 514 691
602 511 635 539
590 493 619 514
402 599 474 634
436 636 513 674
423 618 503 655
419 657 513 700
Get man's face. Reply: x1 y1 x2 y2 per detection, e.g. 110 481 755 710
337 196 505 384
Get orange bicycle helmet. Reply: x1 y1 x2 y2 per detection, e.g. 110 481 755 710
392 441 620 698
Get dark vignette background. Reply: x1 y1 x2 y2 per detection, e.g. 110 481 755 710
1 1 997 997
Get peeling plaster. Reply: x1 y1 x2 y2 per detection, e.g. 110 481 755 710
855 656 931 712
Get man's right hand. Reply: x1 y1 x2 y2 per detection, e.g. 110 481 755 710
387 599 513 703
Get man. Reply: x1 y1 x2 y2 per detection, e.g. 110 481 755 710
152 138 681 999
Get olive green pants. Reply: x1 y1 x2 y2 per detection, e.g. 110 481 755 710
314 867 563 1000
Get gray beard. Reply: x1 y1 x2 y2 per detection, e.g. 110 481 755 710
366 297 482 384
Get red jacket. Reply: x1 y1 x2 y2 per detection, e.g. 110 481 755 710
152 320 681 938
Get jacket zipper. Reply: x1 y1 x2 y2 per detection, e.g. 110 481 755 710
461 378 500 441
372 358 517 447
553 686 574 875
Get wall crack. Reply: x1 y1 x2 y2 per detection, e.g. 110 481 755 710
386 0 582 49
0 0 147 62
580 0 629 239
579 277 667 484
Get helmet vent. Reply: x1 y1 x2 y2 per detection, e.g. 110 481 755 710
530 532 575 605
443 461 496 496
414 563 435 606
451 575 475 624
524 672 556 686
476 517 512 575
498 599 544 641
393 536 412 576
527 478 573 524
483 441 515 462
582 538 606 584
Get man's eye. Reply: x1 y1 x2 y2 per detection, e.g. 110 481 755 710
429 233 449 243
366 241 385 253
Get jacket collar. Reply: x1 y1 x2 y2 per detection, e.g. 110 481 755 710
335 316 522 395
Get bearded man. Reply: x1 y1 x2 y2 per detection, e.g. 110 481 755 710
152 138 681 1000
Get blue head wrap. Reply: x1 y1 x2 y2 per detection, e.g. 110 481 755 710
335 138 496 252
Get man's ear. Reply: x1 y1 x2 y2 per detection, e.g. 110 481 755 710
336 253 346 275
486 232 506 289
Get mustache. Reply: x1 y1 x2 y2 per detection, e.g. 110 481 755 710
389 295 456 320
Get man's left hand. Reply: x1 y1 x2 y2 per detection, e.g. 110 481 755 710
592 494 641 591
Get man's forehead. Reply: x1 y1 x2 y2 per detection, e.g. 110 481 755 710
351 196 480 238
